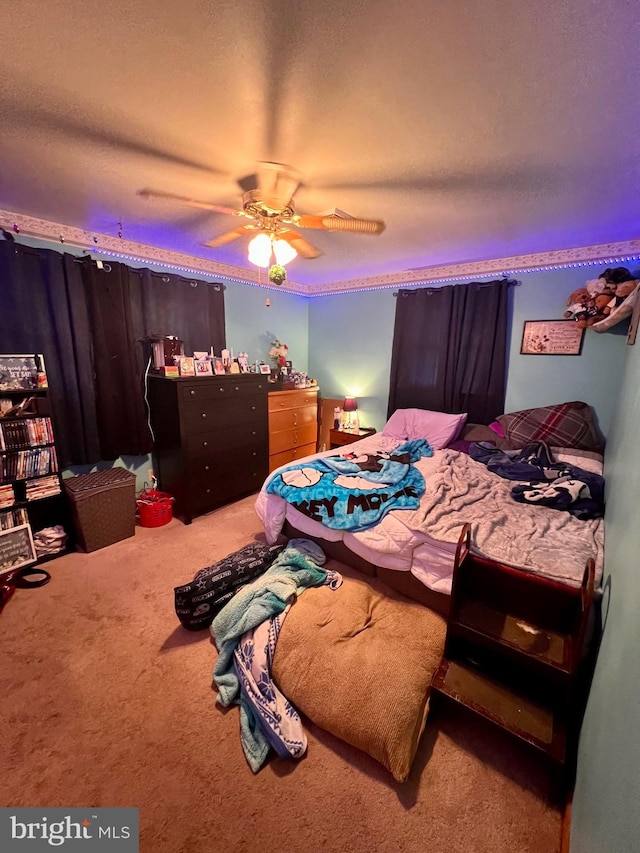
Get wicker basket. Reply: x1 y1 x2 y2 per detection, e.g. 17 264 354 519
64 469 137 552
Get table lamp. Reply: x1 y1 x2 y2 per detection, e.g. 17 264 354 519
343 396 358 428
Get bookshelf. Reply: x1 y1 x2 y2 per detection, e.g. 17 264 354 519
0 355 70 571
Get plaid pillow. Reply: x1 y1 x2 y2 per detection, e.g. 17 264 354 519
497 401 601 451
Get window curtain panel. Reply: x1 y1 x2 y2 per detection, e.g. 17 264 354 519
0 241 100 467
80 259 226 459
387 280 510 425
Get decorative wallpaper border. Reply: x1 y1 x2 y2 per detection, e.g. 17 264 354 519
1 208 639 297
0 209 302 294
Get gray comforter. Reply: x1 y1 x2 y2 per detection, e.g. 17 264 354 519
402 448 604 587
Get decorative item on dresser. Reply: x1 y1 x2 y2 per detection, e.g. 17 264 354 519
268 387 319 472
148 374 269 524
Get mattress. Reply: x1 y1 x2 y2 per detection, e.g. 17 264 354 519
255 433 604 595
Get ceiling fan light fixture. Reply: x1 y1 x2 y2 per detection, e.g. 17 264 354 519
248 232 272 267
273 238 297 266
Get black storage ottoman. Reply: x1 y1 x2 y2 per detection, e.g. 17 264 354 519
64 469 137 552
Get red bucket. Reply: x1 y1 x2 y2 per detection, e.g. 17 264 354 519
136 489 174 528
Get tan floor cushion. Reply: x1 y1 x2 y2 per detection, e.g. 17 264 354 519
272 567 447 781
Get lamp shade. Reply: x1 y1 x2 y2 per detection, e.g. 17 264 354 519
248 232 272 267
343 396 358 412
273 238 297 266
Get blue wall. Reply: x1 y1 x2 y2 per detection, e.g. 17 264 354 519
309 288 396 429
224 282 309 373
505 268 628 435
309 268 628 436
570 335 640 853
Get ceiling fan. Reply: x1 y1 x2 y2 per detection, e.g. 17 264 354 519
138 162 386 263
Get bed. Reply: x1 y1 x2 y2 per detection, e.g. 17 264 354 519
255 401 604 780
256 401 605 617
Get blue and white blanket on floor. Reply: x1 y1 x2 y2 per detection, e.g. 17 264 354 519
265 438 433 532
211 539 342 772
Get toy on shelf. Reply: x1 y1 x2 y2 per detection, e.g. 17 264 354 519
563 267 639 332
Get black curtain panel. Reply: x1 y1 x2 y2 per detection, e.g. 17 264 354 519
80 259 226 459
0 242 100 466
0 242 227 465
388 279 510 424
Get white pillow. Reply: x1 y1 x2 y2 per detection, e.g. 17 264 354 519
382 408 468 449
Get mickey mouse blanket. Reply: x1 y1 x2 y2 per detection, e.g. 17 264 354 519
265 438 433 532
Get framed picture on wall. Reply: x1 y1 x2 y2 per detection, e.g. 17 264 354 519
520 320 585 355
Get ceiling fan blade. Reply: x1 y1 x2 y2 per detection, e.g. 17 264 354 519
277 228 322 260
138 188 241 216
203 225 255 248
293 214 386 235
254 162 301 211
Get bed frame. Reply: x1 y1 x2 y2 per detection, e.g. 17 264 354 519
282 519 451 617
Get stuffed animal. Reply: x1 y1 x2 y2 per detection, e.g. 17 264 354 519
564 288 600 328
564 268 640 328
612 278 639 308
598 267 639 308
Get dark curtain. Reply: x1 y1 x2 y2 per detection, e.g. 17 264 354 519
387 279 510 424
0 242 100 466
0 242 226 465
80 260 226 459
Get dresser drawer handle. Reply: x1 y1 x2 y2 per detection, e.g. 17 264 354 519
250 405 256 411
204 465 210 471
203 440 208 447
190 389 195 396
219 387 224 392
252 430 256 435
206 488 211 494
201 413 207 418
258 384 263 389
252 451 257 457
235 386 240 391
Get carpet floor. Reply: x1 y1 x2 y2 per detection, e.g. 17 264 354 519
0 494 562 853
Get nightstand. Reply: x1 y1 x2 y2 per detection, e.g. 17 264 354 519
329 427 376 449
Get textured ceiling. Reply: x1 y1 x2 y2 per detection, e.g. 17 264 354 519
0 0 638 286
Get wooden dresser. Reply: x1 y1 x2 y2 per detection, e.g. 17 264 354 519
148 374 269 524
268 387 319 472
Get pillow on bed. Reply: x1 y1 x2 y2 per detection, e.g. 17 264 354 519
272 569 447 782
383 408 467 449
496 401 602 451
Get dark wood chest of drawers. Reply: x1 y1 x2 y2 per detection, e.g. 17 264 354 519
148 374 269 523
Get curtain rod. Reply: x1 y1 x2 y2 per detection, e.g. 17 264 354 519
73 255 226 289
393 278 520 296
